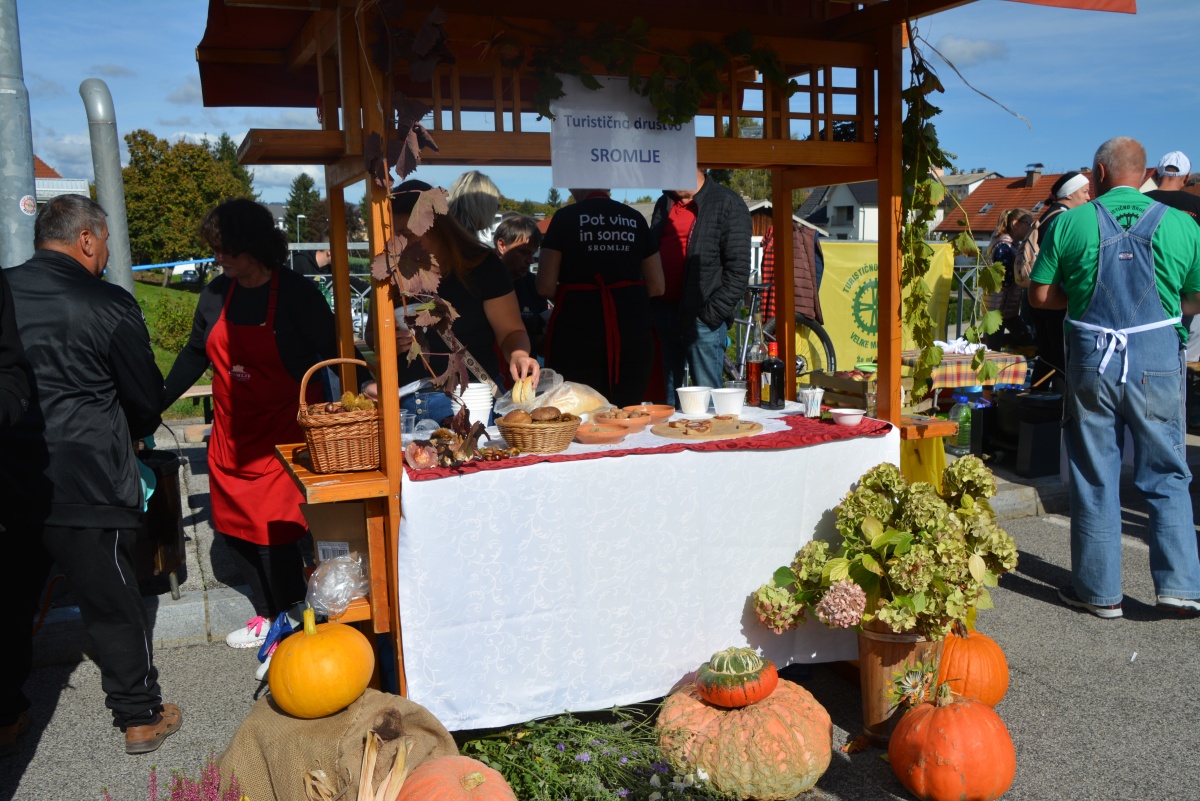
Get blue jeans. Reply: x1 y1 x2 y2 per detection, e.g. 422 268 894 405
1065 337 1200 605
684 318 729 393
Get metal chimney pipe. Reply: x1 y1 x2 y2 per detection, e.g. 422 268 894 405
0 0 37 270
80 78 134 295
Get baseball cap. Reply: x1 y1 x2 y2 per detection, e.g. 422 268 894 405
1156 151 1191 177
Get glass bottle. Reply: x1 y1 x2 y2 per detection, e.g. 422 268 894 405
762 341 786 410
746 314 767 407
947 395 972 456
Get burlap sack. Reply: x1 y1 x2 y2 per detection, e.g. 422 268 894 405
218 688 458 801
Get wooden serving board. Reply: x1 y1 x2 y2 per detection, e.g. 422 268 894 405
650 417 764 441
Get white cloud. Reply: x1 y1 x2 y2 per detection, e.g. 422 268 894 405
932 35 1007 69
91 64 136 79
31 131 94 182
166 76 202 105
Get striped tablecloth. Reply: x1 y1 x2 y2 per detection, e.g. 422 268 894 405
901 349 1027 390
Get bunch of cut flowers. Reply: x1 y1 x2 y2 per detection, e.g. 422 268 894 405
753 457 1018 641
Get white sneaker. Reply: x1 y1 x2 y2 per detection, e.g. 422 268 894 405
255 654 272 681
226 616 271 648
1157 596 1200 618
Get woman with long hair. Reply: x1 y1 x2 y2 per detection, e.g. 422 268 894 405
369 180 538 422
985 208 1036 348
447 170 502 240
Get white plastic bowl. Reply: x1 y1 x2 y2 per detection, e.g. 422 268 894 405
830 408 866 427
710 387 746 415
676 386 712 415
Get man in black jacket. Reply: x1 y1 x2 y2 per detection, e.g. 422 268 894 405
0 195 181 756
651 168 752 402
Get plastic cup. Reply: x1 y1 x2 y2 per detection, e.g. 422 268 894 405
710 388 746 416
460 382 495 428
723 380 747 390
676 386 712 415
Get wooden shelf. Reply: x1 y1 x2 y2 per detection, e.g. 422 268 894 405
276 443 391 504
899 415 958 441
329 596 371 624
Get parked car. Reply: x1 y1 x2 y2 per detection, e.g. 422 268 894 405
176 265 200 285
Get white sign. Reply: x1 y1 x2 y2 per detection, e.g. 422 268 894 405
550 75 696 190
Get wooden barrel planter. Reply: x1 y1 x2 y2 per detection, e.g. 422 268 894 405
857 619 945 744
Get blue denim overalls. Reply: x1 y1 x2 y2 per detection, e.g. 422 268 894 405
1063 201 1200 606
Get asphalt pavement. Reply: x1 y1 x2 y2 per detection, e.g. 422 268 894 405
3 420 1199 801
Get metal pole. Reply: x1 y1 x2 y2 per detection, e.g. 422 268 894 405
80 78 134 296
0 0 36 269
293 214 306 270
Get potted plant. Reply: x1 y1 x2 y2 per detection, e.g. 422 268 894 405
752 457 1018 741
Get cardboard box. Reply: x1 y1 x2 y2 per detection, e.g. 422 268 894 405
301 501 368 564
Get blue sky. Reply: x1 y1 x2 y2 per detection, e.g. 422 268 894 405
13 1 1200 206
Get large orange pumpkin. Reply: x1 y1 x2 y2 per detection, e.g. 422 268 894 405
658 679 832 800
268 608 374 719
888 683 1016 801
936 624 1010 707
396 755 517 801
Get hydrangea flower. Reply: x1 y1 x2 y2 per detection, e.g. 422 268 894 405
752 581 805 634
815 579 867 628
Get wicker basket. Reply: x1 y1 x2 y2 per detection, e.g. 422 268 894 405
296 358 380 473
496 416 581 454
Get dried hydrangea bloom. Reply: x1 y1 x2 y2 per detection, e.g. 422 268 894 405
942 454 997 501
753 581 805 634
790 540 831 588
815 579 867 628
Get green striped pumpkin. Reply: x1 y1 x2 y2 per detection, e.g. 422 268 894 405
695 647 779 708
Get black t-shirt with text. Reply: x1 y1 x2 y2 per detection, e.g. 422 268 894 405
542 196 657 285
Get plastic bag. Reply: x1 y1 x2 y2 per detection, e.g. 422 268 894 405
492 369 611 418
305 554 370 617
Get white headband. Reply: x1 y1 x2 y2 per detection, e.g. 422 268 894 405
1056 174 1090 199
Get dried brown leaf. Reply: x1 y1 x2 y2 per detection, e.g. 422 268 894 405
407 186 448 237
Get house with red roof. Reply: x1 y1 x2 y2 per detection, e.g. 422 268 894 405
33 155 89 208
932 165 1091 251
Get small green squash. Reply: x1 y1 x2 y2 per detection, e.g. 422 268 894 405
694 647 779 708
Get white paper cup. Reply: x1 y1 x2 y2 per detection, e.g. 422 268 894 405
676 386 712 415
710 388 746 416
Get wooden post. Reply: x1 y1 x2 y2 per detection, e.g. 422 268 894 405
771 169 796 399
876 23 904 426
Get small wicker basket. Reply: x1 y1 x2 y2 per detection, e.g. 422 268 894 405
296 358 380 473
495 416 581 454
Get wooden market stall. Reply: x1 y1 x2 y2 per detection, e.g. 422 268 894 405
195 0 975 696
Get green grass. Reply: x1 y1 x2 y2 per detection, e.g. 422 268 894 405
132 278 211 420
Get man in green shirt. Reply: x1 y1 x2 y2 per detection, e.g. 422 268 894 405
1030 136 1200 620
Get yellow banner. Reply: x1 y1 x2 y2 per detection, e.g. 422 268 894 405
800 242 954 369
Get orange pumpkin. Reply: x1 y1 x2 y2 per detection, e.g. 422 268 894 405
268 608 374 719
396 755 517 801
658 680 832 801
888 683 1016 801
936 623 1009 707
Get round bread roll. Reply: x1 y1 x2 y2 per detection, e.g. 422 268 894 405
530 406 562 422
502 409 533 424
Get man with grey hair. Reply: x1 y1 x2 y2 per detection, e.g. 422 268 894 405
0 195 180 755
1030 137 1200 620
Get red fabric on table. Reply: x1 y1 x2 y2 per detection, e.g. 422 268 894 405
405 414 893 481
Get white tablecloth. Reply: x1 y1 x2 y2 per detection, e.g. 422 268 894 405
397 411 899 731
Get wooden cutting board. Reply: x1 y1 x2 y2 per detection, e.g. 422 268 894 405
650 417 764 441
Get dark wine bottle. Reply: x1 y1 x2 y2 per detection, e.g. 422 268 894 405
762 342 786 410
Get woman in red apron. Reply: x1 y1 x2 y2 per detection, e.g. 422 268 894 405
163 200 360 674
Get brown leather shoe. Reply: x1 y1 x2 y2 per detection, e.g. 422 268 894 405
124 703 182 755
0 712 31 757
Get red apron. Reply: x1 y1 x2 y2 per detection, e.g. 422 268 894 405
207 272 316 545
545 274 643 388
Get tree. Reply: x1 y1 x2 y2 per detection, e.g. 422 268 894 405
208 132 256 198
122 129 254 282
546 187 562 208
634 195 654 204
309 197 366 243
284 173 321 242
